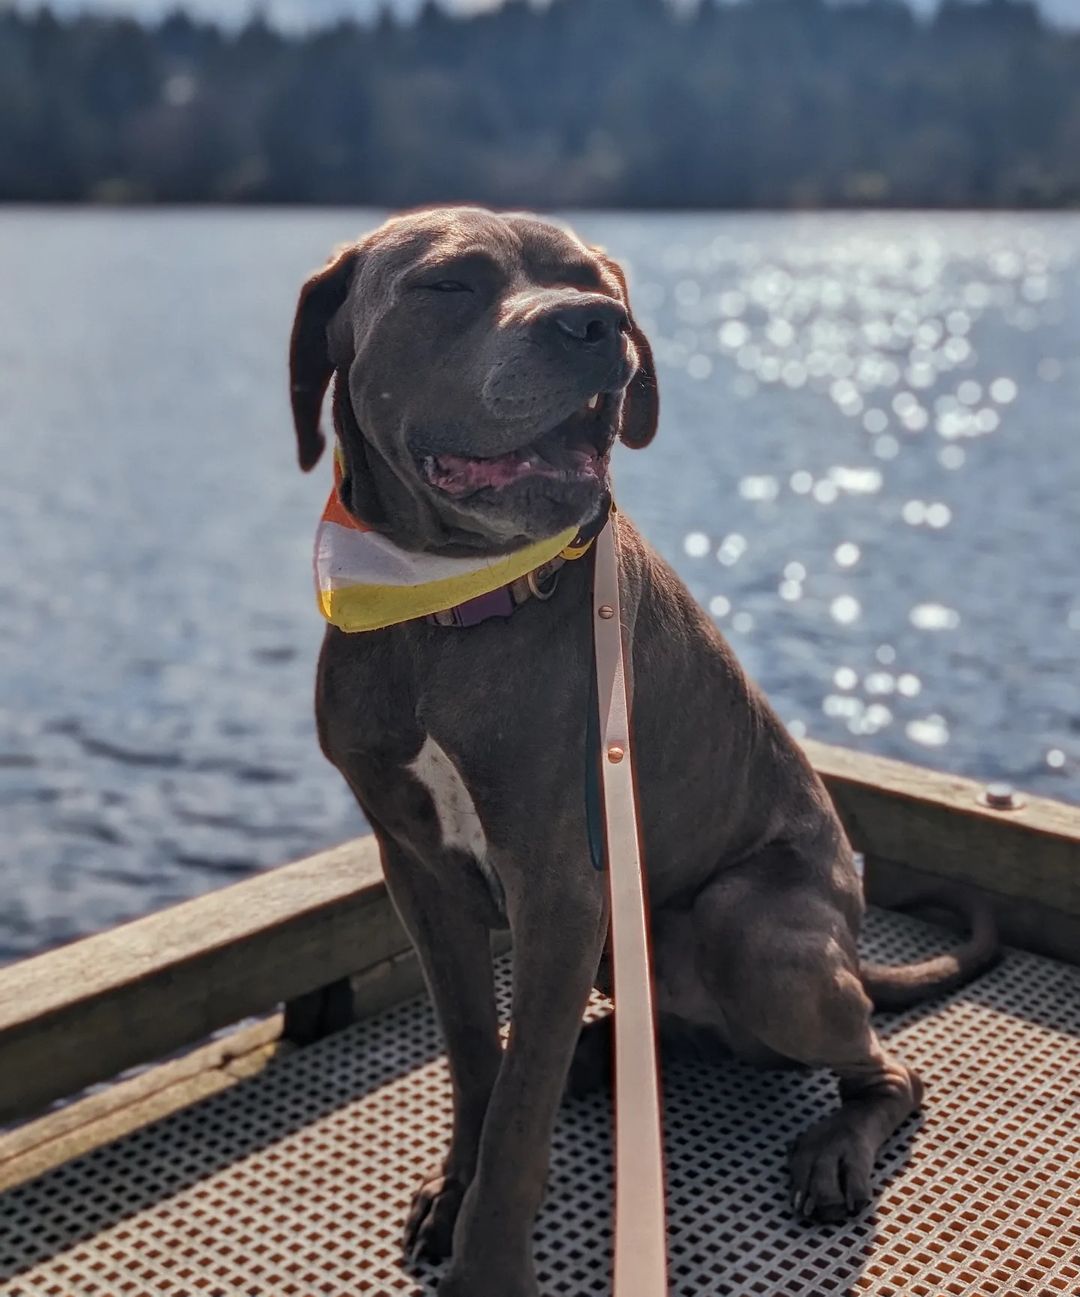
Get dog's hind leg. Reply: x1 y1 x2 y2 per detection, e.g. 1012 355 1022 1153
689 857 923 1223
379 838 504 1265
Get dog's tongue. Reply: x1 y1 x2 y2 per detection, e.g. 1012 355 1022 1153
429 448 540 494
426 445 600 496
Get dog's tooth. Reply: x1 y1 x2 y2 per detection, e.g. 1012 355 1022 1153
586 394 600 411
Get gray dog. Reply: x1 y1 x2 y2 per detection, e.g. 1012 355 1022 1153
290 207 996 1297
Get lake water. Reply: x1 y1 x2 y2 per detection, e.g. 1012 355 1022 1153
1 209 1078 963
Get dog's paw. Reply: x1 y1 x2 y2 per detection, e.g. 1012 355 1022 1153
404 1171 467 1264
789 1118 874 1224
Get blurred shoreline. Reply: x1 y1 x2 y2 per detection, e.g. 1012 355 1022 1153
4 0 1080 209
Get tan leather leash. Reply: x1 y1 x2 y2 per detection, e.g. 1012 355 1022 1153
592 511 669 1297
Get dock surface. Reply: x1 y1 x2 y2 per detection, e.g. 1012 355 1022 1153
1 908 1078 1297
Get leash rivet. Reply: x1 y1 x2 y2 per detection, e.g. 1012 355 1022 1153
607 744 625 763
598 604 615 619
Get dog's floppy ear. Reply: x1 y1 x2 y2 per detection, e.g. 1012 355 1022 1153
618 317 659 450
592 248 659 450
289 244 360 472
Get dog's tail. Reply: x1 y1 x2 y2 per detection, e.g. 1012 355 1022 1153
860 888 1000 1011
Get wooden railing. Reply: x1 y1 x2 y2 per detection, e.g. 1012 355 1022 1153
805 740 1080 962
0 839 403 1125
1 742 1077 1131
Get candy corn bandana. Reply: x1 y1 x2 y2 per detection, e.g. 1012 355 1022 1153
315 445 583 632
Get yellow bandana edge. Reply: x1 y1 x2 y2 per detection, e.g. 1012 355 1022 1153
320 524 582 632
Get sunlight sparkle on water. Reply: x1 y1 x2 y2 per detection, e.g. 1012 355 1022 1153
719 321 749 349
831 595 861 625
910 603 961 630
829 467 883 494
645 217 1074 789
907 715 950 747
943 336 972 364
717 533 748 565
739 475 780 502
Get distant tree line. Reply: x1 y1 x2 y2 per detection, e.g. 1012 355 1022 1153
2 0 1079 207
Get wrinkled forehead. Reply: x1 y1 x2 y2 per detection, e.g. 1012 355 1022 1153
359 207 600 288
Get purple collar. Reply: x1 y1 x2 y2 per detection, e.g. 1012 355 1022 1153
426 557 562 628
426 502 612 629
428 583 518 628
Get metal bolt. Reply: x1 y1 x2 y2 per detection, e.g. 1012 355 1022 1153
979 782 1025 811
607 744 625 763
598 605 615 619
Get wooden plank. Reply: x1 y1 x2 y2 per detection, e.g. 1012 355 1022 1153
804 739 1080 916
0 836 407 1125
0 1017 286 1192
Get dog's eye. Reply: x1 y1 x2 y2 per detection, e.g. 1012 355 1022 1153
425 280 472 293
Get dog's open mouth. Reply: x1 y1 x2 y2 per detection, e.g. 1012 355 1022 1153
420 395 609 498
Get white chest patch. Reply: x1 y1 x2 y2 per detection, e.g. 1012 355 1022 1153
407 736 501 902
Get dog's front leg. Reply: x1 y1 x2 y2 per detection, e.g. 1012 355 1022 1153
379 838 503 1265
441 856 608 1297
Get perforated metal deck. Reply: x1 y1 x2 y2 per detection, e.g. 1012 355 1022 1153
1 909 1078 1297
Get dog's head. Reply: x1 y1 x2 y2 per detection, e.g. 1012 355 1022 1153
290 206 658 554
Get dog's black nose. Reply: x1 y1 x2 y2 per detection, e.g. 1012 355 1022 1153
552 299 627 350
